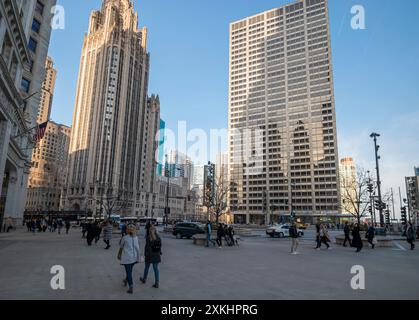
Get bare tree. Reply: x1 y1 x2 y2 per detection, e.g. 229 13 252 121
97 189 129 219
211 165 229 224
340 166 371 224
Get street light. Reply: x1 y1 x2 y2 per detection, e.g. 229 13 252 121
370 133 384 227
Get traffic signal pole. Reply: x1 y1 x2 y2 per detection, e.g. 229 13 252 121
371 133 384 227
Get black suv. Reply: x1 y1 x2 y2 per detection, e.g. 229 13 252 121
173 222 205 239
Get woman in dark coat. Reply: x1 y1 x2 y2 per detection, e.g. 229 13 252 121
352 223 363 253
86 223 95 246
140 225 162 288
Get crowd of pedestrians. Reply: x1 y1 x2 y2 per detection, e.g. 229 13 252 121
23 218 71 234
205 221 237 249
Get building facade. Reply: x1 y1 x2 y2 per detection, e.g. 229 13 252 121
228 0 340 224
62 0 151 216
339 157 356 214
0 0 56 227
36 56 56 123
405 176 419 224
26 121 71 212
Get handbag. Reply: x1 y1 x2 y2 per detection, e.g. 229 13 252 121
372 238 378 245
139 255 145 263
117 248 123 261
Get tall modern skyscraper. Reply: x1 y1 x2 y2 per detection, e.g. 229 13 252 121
62 0 151 216
228 0 340 224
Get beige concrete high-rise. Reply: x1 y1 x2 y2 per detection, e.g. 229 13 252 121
26 122 71 212
228 0 340 224
37 56 57 123
62 0 151 216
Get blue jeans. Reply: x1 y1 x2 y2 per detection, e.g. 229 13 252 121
206 234 214 247
124 263 136 287
143 263 160 283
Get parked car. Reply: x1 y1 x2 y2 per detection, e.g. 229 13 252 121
266 224 304 238
173 222 205 239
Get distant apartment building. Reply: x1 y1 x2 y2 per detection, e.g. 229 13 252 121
26 122 71 211
339 157 356 214
228 0 340 224
0 0 56 227
415 167 419 177
156 119 166 176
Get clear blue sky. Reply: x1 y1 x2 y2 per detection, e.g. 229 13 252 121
49 0 419 198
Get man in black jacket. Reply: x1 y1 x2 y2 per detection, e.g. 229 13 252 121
343 222 352 247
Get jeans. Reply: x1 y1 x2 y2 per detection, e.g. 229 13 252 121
143 263 160 283
343 235 352 247
124 263 135 287
206 234 215 247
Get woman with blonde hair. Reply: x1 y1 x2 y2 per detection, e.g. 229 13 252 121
140 224 162 288
118 224 140 294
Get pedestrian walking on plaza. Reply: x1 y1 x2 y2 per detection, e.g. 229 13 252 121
57 219 63 235
319 224 331 249
366 223 376 249
103 220 113 250
52 220 58 232
216 223 225 248
81 222 87 238
118 224 140 294
406 222 416 250
26 220 31 232
290 222 300 254
86 223 96 246
42 220 48 232
120 223 127 237
65 220 71 234
226 225 236 246
140 225 162 289
205 221 216 247
352 223 363 253
94 222 102 244
343 222 352 247
315 223 321 249
31 220 36 233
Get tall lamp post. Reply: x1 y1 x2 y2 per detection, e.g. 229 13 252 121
370 133 384 227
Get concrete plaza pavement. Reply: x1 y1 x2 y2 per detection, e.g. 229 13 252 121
0 228 418 300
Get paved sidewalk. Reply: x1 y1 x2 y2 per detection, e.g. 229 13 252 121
0 229 418 300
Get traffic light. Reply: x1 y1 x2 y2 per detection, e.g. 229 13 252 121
401 207 407 224
368 206 373 215
385 209 390 225
374 200 381 211
367 183 374 194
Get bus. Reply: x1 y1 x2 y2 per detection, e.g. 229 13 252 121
138 217 163 226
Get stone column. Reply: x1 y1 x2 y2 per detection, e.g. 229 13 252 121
0 120 12 197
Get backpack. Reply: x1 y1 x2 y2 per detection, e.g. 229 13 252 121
289 226 296 237
151 237 162 252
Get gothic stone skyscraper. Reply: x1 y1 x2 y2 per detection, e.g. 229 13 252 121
228 0 340 224
62 0 151 215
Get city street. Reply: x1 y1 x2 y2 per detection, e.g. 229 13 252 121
0 227 418 300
